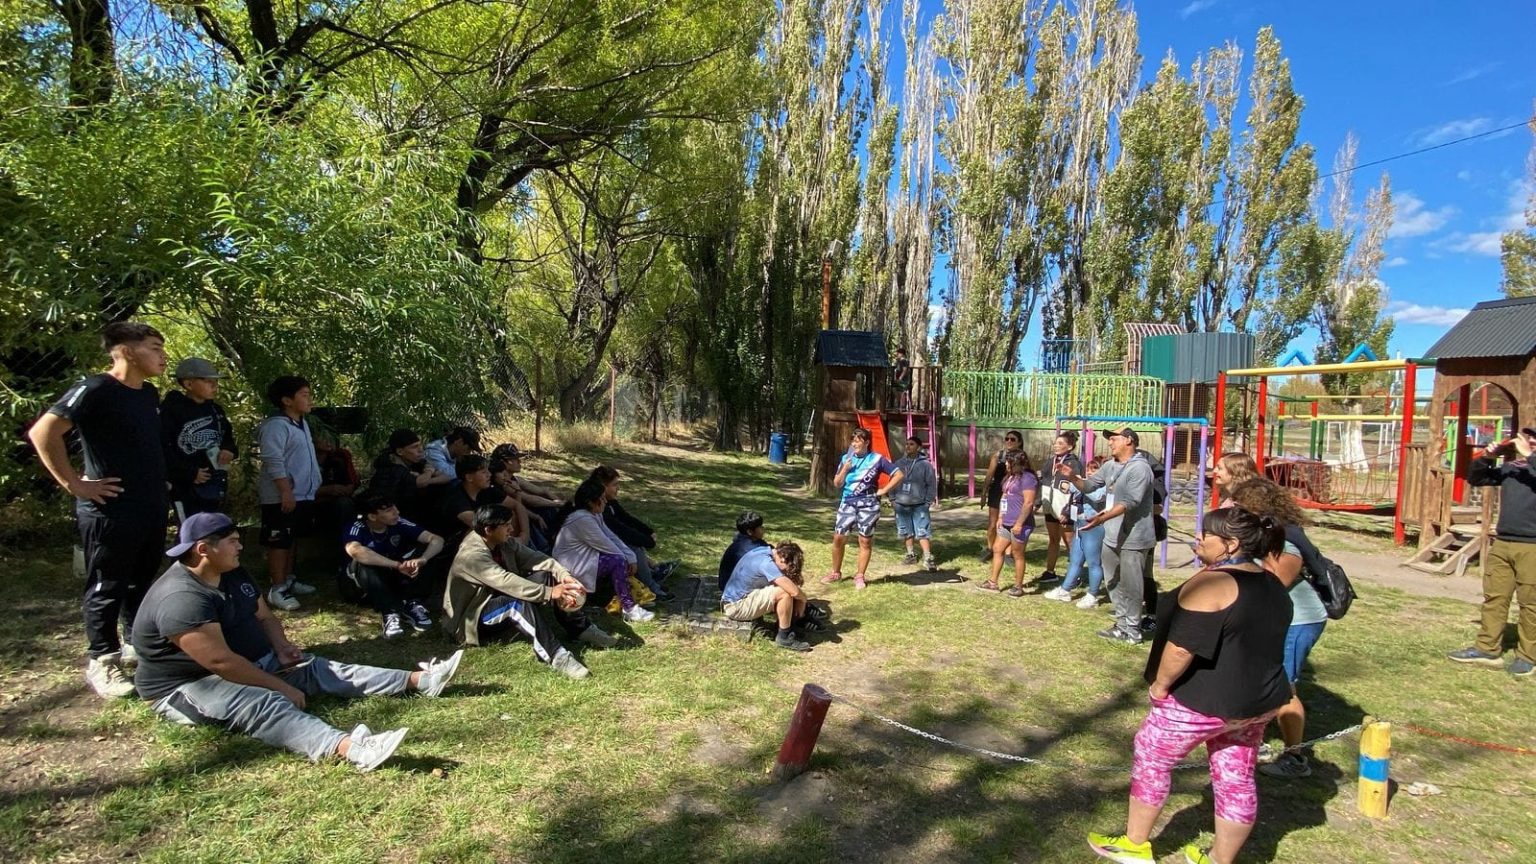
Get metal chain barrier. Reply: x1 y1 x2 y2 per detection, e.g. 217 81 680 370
827 691 1362 772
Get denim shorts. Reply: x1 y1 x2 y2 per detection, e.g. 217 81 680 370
1282 620 1326 683
893 503 932 539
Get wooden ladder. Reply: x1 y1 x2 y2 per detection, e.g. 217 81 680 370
1404 526 1488 577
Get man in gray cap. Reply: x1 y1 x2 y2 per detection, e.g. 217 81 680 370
1057 426 1157 645
161 357 237 521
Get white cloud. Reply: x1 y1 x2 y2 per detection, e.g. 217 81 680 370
1412 117 1495 147
1179 0 1217 18
1455 169 1474 182
1443 63 1500 86
1445 231 1504 256
1389 192 1456 238
1384 256 1408 268
1386 301 1470 327
1434 180 1530 256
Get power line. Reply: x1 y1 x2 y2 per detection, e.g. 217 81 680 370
1319 116 1534 180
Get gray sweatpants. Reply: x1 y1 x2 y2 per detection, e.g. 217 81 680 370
1102 545 1153 634
151 653 411 761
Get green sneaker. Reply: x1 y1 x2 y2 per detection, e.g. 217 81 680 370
1183 845 1215 864
1086 831 1153 863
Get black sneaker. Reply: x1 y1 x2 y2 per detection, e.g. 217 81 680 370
406 601 433 632
1037 570 1060 585
1139 616 1157 633
1096 625 1144 646
383 612 406 639
775 631 812 652
977 548 994 563
805 604 831 623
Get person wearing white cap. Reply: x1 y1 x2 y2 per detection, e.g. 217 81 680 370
161 357 237 521
131 512 463 772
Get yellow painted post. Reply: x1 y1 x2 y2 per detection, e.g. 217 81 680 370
1358 716 1391 819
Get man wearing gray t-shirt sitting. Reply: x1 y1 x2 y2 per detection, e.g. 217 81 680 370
1059 427 1157 645
132 513 463 772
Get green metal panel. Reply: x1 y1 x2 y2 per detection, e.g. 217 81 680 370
944 370 1166 423
1142 335 1178 382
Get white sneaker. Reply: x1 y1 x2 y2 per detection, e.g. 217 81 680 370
416 649 463 697
344 724 409 772
1042 586 1073 602
578 625 618 648
551 649 590 679
85 653 135 699
1075 594 1100 610
622 605 655 623
267 585 301 611
286 578 318 596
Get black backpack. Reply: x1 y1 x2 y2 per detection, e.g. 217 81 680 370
1309 558 1356 620
1286 525 1355 620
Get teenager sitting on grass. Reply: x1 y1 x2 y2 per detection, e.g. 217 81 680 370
342 492 446 639
491 444 563 536
722 542 811 652
132 513 461 773
424 426 480 478
367 428 451 526
719 511 770 591
823 428 903 590
553 478 653 622
444 504 615 679
978 451 1038 596
591 465 678 599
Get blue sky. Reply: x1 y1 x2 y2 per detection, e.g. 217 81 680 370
911 0 1533 365
1137 0 1534 361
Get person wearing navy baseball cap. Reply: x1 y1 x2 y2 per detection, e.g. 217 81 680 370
129 512 464 772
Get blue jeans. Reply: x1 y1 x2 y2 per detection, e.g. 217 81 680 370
1060 523 1106 595
1282 621 1326 683
893 503 932 540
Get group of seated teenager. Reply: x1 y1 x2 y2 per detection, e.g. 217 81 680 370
330 430 680 678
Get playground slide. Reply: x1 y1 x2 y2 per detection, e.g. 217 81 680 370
854 411 893 460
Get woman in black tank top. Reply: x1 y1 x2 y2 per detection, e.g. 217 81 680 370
1088 506 1291 864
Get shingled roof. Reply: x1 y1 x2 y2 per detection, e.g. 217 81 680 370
814 330 890 367
1423 296 1536 361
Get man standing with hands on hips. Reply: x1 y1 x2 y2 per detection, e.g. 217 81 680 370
29 322 170 698
1448 426 1536 676
1058 427 1157 645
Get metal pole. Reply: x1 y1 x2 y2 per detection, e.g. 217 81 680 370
1255 375 1269 472
1393 361 1417 546
1196 425 1208 537
1162 423 1174 568
967 424 976 499
1212 373 1227 508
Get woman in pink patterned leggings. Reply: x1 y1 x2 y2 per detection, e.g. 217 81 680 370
1089 507 1293 864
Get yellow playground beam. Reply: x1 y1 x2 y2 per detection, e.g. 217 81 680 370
1275 413 1504 422
1225 358 1421 377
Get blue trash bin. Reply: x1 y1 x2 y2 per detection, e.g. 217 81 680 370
768 432 789 464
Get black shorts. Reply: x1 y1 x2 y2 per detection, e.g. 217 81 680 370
1043 513 1062 525
986 484 1003 509
260 501 316 550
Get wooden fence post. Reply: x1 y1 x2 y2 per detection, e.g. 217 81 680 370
772 684 833 781
1358 716 1391 819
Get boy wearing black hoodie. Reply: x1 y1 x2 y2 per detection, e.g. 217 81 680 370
161 357 237 521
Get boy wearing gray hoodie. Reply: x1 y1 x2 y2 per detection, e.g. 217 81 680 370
891 436 938 570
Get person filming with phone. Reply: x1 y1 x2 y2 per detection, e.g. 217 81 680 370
1447 426 1536 677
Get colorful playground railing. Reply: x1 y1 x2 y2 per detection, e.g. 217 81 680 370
943 370 1165 424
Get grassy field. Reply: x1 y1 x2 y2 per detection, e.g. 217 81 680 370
2 440 1534 863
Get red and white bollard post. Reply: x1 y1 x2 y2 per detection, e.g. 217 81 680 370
772 684 833 781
